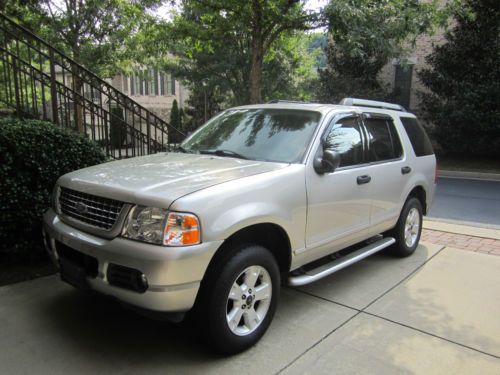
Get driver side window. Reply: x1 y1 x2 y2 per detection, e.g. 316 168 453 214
324 117 364 168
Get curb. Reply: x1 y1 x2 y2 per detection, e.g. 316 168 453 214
439 170 500 181
423 219 500 240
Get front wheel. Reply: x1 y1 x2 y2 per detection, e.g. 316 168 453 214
201 244 280 354
388 197 423 257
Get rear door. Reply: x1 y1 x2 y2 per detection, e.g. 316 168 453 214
360 113 406 235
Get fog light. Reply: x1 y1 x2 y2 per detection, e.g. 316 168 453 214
107 264 149 293
140 273 148 288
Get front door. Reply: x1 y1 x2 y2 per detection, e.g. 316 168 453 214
304 114 372 262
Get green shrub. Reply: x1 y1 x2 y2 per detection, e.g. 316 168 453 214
0 118 106 261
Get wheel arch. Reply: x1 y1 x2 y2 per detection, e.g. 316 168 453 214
192 223 292 317
408 185 427 214
208 223 292 274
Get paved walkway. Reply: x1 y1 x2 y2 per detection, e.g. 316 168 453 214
422 220 500 256
0 225 499 374
422 229 500 256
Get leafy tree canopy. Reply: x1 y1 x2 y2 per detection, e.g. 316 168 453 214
3 0 162 77
419 0 500 156
158 0 319 105
317 0 446 103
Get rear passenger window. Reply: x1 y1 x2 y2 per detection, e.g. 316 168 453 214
364 117 403 162
400 117 434 156
324 117 364 167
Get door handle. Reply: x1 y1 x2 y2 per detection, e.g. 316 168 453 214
401 166 412 174
357 175 371 185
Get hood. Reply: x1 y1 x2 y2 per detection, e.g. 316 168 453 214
58 152 288 207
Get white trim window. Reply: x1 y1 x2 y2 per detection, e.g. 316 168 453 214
129 69 175 96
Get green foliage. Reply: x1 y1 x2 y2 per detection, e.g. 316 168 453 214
109 106 126 148
1 0 44 33
317 0 445 103
306 33 328 70
0 118 106 260
183 85 226 132
6 0 161 78
169 99 183 143
161 0 318 105
418 0 500 156
262 33 321 102
170 99 180 130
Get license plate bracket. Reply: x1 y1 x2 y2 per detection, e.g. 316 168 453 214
59 257 89 290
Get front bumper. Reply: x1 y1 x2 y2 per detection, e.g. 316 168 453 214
43 208 222 312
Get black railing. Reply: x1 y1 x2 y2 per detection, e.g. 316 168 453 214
0 13 185 159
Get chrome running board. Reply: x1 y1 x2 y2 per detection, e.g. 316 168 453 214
288 237 396 287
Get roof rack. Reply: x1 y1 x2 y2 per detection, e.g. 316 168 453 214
339 98 406 112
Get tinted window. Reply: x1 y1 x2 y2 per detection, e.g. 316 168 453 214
324 117 364 167
400 117 434 156
364 117 403 162
181 109 321 163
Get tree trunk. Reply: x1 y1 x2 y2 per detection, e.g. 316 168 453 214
249 0 263 104
249 39 263 104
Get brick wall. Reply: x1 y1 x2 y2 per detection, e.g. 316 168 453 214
378 0 451 116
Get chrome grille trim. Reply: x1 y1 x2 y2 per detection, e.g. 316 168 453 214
59 187 124 230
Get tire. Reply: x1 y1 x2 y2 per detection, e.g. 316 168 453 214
198 244 280 355
387 197 423 257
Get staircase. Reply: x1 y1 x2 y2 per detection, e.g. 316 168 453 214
0 13 184 159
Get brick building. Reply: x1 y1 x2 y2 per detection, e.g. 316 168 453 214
110 69 188 122
378 1 449 115
378 31 447 115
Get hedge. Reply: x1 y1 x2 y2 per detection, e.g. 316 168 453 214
0 118 106 261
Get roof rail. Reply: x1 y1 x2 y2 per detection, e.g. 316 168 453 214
267 99 314 104
339 98 406 112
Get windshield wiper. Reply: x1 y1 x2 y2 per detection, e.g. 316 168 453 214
176 146 193 154
199 149 248 160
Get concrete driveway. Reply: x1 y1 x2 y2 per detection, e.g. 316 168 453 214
1 242 499 374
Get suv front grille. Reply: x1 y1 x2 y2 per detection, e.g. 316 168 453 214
59 187 124 230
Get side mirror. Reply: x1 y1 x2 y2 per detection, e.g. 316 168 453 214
313 149 340 175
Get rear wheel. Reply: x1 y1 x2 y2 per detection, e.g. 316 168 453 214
388 197 423 257
199 244 280 354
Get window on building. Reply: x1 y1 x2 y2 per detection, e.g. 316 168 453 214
129 70 175 96
394 64 413 110
162 73 175 96
151 69 158 95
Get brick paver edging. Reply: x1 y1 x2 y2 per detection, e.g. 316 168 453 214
421 229 500 256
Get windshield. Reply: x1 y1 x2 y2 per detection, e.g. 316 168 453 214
180 108 322 163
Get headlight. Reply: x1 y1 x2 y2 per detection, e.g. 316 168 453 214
122 206 201 246
122 206 168 244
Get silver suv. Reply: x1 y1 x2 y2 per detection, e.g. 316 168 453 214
43 98 437 354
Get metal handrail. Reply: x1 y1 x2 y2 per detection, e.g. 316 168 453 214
0 12 185 159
